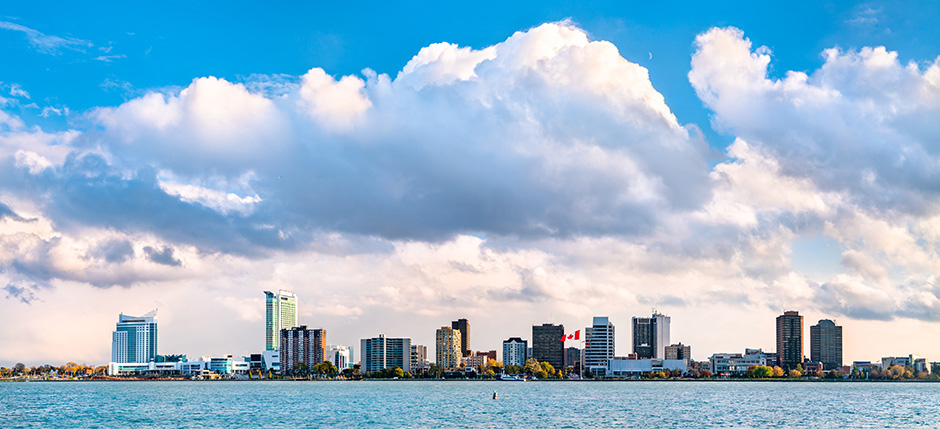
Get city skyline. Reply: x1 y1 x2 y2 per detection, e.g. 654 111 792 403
4 2 940 366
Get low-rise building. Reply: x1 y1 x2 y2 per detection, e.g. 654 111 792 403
665 343 691 360
605 358 688 377
709 349 768 376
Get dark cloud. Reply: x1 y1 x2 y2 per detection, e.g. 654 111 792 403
89 239 135 263
143 245 182 267
3 283 42 305
0 202 36 223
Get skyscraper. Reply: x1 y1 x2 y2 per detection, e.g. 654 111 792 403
435 326 462 369
111 310 158 363
361 334 412 374
503 337 527 368
584 316 615 372
532 323 565 370
776 310 804 371
451 318 470 357
632 312 670 359
264 290 298 351
280 326 326 372
810 319 842 370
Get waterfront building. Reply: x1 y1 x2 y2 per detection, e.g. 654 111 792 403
326 345 350 369
776 311 803 371
476 350 497 361
107 355 251 376
503 337 527 368
462 354 488 371
605 358 688 378
436 327 462 369
262 349 280 372
411 344 429 371
265 290 298 351
111 310 158 363
632 312 670 359
882 355 928 372
709 349 768 376
451 318 471 357
280 326 326 373
585 316 615 376
532 323 565 370
565 347 581 369
361 334 412 374
810 319 843 370
665 343 691 360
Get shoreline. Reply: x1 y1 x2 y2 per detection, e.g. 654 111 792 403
4 377 940 383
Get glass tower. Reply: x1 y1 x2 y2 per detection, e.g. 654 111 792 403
111 310 158 363
265 290 298 351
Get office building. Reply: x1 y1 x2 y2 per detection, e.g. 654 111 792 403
606 358 688 378
585 317 615 373
361 334 412 374
776 311 803 371
532 323 565 369
810 319 843 370
264 290 298 351
503 337 527 368
665 343 691 360
632 312 670 359
565 347 581 369
327 345 350 369
436 326 462 369
451 318 470 357
709 349 769 376
111 310 158 363
280 326 326 372
411 344 429 371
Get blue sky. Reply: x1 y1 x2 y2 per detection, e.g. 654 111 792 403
3 1 940 365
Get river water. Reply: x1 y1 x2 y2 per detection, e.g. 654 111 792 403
1 380 937 428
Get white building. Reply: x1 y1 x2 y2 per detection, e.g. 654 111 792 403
605 358 688 377
108 355 253 376
327 345 351 369
709 349 768 376
264 290 297 351
585 317 615 376
502 337 527 368
111 310 158 363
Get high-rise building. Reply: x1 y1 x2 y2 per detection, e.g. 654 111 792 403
632 312 670 359
111 310 158 363
280 326 326 372
565 347 581 369
503 337 527 368
810 319 842 370
327 345 350 369
436 326 462 369
361 334 412 374
585 317 615 372
776 310 804 371
665 343 691 360
532 323 565 370
410 344 428 370
265 290 298 351
451 318 470 357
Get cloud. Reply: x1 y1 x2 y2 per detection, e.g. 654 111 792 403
0 201 36 223
3 283 42 304
0 21 92 55
143 245 182 267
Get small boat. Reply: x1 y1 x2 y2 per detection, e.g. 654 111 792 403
499 375 524 381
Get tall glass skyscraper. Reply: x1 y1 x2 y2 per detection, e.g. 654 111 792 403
265 290 298 351
111 310 158 363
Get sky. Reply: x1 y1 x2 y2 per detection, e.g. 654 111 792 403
2 1 940 366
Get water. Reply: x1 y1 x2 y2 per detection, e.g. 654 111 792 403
1 380 938 428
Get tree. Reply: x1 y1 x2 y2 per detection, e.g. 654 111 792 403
505 365 523 375
540 362 556 378
312 361 338 377
826 370 840 379
488 360 504 374
772 366 784 377
788 369 802 378
292 362 309 378
524 359 541 376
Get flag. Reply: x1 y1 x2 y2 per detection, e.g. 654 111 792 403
560 330 581 342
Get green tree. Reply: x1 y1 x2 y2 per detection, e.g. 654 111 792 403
524 359 541 376
826 370 840 379
540 362 556 378
292 362 309 378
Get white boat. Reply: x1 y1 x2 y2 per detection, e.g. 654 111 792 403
499 375 524 381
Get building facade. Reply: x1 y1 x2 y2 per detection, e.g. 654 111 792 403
776 311 804 371
605 358 688 378
361 335 412 374
665 343 691 360
451 318 470 357
532 323 565 370
565 347 581 369
326 345 350 369
503 337 527 368
632 312 670 359
411 344 429 371
264 290 298 351
111 311 158 363
436 327 462 369
585 317 615 374
709 350 768 376
279 326 326 373
810 319 843 370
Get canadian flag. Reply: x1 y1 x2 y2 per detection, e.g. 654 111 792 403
559 330 580 342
